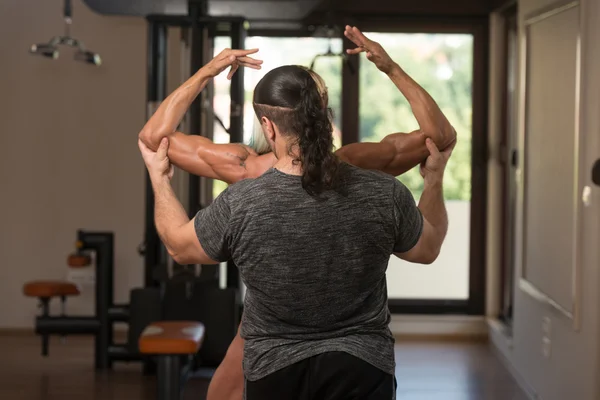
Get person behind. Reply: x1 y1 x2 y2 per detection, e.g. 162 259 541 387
138 28 456 183
138 40 454 400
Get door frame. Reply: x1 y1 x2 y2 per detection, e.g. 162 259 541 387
244 17 490 315
340 17 489 315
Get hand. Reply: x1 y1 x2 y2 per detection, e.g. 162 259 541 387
204 48 263 80
420 137 456 184
138 137 174 182
344 26 396 75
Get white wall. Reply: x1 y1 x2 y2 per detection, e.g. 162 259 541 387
488 0 600 399
387 200 470 299
0 0 147 327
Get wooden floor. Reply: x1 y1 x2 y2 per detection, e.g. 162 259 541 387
0 334 529 400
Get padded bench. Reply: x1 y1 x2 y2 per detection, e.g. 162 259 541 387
23 280 80 298
23 280 80 356
139 321 205 400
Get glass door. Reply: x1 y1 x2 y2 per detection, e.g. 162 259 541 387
357 32 478 312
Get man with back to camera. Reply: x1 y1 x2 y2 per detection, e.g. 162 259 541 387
138 26 454 399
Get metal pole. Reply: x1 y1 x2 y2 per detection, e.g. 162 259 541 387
77 231 114 370
229 20 245 144
145 21 168 288
187 0 208 219
226 20 247 289
157 355 181 400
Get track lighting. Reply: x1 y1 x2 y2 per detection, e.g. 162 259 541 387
29 0 101 66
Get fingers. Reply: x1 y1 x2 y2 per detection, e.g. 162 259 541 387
346 47 364 55
236 59 262 70
227 63 238 80
344 25 372 47
214 54 262 75
222 48 259 58
236 56 263 65
156 137 169 159
425 138 441 159
138 139 153 156
344 25 363 47
351 26 371 44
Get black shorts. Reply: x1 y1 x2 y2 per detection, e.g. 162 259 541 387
245 351 396 400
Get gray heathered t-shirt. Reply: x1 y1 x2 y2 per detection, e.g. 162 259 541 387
194 163 423 383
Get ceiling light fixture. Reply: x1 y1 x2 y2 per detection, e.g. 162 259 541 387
29 0 102 66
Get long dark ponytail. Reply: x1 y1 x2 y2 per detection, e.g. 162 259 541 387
253 65 340 197
295 74 339 196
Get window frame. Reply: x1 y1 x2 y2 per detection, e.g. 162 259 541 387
340 17 489 315
239 17 489 315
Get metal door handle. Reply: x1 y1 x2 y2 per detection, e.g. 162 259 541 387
592 159 600 186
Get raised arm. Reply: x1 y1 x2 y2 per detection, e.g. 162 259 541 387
138 49 275 184
336 26 457 176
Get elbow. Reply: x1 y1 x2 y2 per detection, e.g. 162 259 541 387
138 128 155 149
168 248 191 265
138 126 172 150
420 248 440 265
170 253 186 265
162 234 189 265
423 125 456 150
416 239 442 265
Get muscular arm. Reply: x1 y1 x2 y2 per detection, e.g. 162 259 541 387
336 63 456 176
339 27 456 176
387 63 456 150
396 178 448 264
151 175 214 265
335 130 426 176
164 132 276 184
138 50 273 184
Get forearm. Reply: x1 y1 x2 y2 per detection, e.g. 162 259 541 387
151 177 190 255
418 178 448 254
139 68 212 150
388 64 456 149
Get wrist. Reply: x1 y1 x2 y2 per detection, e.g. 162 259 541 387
196 66 215 80
423 175 443 188
387 62 403 78
150 173 171 189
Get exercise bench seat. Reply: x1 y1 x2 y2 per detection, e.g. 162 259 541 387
23 280 81 357
23 281 80 298
139 321 205 400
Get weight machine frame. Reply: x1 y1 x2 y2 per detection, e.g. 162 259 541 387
143 4 246 291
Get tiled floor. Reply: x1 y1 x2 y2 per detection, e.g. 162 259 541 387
0 334 529 399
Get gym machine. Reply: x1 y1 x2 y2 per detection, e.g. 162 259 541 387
139 0 245 368
26 0 246 379
27 230 137 369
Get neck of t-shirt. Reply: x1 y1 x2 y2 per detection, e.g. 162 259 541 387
272 155 303 177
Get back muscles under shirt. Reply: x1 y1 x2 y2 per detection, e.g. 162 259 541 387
194 162 423 382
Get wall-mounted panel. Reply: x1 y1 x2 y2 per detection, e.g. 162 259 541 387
520 2 580 320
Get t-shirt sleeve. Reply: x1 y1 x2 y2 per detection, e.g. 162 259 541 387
193 188 232 262
392 179 424 253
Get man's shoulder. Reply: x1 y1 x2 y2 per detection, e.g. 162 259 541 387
341 162 397 185
224 170 276 199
